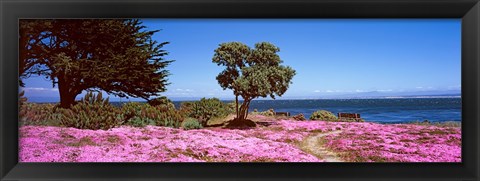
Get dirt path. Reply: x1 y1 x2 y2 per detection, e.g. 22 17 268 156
300 130 343 162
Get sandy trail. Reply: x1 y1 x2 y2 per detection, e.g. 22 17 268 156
300 130 343 162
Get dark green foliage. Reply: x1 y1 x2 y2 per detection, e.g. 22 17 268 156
212 42 296 123
310 110 338 121
292 113 306 121
19 20 53 87
182 118 203 130
59 92 124 130
180 98 233 126
19 19 173 108
148 96 175 108
194 98 232 120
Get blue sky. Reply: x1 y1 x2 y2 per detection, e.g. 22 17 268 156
22 19 461 101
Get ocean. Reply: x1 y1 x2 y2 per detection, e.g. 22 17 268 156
112 98 462 123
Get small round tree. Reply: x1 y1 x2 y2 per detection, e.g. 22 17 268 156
212 42 296 125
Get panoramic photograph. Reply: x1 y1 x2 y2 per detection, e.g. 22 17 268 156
18 19 461 162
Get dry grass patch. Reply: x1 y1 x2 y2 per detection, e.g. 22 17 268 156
207 114 236 127
66 136 97 147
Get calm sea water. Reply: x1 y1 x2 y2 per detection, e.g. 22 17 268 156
112 98 461 123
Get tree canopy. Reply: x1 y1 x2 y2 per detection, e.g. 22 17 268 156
212 42 296 122
19 19 173 108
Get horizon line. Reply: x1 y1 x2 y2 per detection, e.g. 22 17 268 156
25 95 462 103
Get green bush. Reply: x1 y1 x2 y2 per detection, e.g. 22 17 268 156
19 103 62 126
148 96 175 108
59 92 124 130
182 117 203 130
179 101 195 115
153 105 184 128
260 109 275 117
181 98 232 126
125 116 156 127
80 91 110 105
121 101 184 128
251 108 275 117
309 110 338 121
409 120 459 127
121 102 145 122
226 101 238 112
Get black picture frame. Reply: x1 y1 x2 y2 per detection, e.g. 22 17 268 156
1 0 479 180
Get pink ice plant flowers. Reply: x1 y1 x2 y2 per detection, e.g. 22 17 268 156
19 124 320 162
321 122 461 162
19 116 461 162
275 119 461 162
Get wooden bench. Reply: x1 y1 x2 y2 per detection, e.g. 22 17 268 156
275 112 290 117
337 113 362 122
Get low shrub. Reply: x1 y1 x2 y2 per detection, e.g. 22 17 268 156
19 103 62 126
409 120 460 127
81 91 110 105
59 92 124 130
148 96 175 109
251 109 275 117
125 116 156 127
226 102 238 112
182 118 203 130
125 103 184 128
179 101 195 115
121 102 145 122
180 98 232 126
434 121 461 127
309 110 338 121
153 105 184 128
262 109 276 117
292 113 306 121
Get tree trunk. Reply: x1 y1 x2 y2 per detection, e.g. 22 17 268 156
58 81 77 108
59 91 76 108
238 98 250 121
235 95 239 118
226 98 256 128
244 100 251 120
